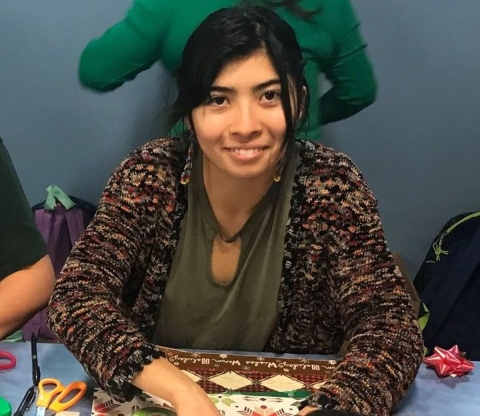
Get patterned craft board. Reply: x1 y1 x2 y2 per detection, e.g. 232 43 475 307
92 388 305 416
92 349 338 416
161 347 338 394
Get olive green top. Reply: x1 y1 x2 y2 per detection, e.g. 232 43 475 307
78 0 377 140
0 138 47 281
153 144 300 350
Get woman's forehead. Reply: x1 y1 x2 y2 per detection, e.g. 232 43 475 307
212 50 279 88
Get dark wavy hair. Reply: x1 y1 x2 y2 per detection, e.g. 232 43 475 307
169 6 309 145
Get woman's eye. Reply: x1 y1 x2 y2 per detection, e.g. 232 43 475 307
207 96 227 106
262 90 281 102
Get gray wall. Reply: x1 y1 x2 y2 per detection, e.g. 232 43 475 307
1 1 479 276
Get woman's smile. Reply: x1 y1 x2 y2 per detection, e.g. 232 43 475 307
225 146 267 161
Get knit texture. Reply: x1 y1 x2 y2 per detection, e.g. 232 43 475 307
47 137 422 415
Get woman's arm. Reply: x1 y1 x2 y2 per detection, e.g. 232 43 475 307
47 142 220 414
132 357 221 415
320 0 377 124
303 153 423 415
48 141 219 416
78 0 173 92
47 144 168 399
0 255 54 339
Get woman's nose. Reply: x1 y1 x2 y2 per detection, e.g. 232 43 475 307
230 103 262 138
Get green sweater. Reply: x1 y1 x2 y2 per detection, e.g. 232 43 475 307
79 0 377 140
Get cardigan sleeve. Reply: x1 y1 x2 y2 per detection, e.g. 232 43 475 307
78 0 173 92
303 153 423 415
47 143 175 401
320 0 377 124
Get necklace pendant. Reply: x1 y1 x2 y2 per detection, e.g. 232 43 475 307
217 231 241 244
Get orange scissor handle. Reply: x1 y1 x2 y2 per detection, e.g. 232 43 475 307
48 381 88 413
37 378 65 407
38 378 87 413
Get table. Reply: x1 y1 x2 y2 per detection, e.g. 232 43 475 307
0 342 94 416
1 342 479 416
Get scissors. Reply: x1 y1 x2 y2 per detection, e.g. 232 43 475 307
36 378 87 416
0 350 16 370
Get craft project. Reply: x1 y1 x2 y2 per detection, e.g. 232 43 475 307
161 347 337 394
93 388 304 416
91 348 338 416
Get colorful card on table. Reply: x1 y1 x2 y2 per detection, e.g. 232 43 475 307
91 348 338 416
161 347 338 394
93 388 304 416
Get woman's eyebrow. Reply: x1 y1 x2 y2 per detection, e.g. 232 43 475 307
210 86 234 94
209 79 281 94
253 79 281 92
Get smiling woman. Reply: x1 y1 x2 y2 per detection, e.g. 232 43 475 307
48 6 422 416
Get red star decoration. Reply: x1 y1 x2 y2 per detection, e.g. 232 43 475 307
423 345 474 377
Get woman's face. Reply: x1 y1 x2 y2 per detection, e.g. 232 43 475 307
191 49 287 183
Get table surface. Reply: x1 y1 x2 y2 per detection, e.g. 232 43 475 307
1 342 479 416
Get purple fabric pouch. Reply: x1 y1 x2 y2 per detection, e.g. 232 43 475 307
23 185 95 341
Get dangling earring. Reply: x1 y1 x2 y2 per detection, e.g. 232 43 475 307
180 138 194 185
273 170 282 183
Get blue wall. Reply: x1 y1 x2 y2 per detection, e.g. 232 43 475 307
1 0 479 276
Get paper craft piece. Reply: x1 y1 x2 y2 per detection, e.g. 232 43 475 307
57 412 81 416
161 347 338 394
423 345 475 377
92 388 304 416
92 350 338 416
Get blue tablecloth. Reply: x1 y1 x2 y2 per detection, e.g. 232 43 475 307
0 342 94 416
1 342 479 415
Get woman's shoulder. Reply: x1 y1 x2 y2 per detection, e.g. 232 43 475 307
295 139 373 204
297 139 362 180
122 137 186 164
295 139 378 221
110 137 188 187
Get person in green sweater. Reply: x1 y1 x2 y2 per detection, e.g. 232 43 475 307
78 0 377 141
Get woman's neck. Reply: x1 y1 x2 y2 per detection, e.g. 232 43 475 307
202 156 275 240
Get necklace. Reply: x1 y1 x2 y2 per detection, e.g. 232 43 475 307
217 229 242 244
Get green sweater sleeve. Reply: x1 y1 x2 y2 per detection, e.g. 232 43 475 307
78 0 174 92
320 0 377 124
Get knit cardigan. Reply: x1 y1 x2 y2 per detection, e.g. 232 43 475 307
47 137 423 416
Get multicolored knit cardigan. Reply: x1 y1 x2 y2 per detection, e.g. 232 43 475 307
48 137 423 416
